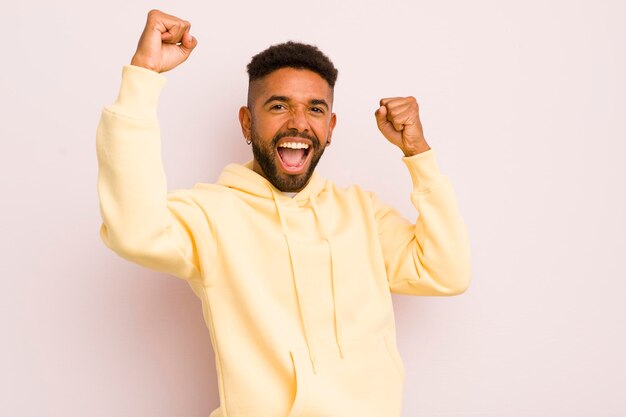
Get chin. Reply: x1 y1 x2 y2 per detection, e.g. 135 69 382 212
251 134 326 193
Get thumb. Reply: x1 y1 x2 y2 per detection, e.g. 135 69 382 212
179 32 198 56
374 105 387 124
375 105 397 138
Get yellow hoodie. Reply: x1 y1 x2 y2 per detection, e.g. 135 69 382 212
97 65 471 417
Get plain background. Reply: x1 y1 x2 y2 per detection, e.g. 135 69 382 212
1 0 624 416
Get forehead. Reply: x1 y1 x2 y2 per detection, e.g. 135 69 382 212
250 68 333 104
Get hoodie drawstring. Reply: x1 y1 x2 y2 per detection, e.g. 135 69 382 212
310 196 344 359
271 189 319 373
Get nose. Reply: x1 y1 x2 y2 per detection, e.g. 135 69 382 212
286 107 310 132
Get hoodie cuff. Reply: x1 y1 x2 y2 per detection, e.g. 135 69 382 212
402 149 445 193
108 65 167 120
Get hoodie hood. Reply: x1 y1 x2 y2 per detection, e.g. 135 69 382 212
216 160 326 202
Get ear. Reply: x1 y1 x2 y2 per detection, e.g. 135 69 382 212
326 112 337 146
239 106 252 142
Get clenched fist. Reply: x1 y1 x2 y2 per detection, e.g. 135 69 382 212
375 97 431 157
130 10 198 73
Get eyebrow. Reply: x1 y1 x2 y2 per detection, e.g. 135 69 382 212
264 95 330 110
310 99 330 110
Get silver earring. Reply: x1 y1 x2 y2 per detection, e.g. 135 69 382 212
246 138 252 145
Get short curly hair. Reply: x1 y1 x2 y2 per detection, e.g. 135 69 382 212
247 41 338 88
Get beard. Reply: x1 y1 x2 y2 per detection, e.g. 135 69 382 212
250 125 326 193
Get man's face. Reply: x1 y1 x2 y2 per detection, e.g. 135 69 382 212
239 67 337 192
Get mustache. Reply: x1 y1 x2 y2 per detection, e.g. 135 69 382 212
272 131 320 148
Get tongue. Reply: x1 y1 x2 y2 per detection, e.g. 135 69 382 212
279 148 306 167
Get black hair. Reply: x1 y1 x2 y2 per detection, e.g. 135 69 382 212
247 41 338 88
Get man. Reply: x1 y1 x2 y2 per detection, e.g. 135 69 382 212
97 9 471 417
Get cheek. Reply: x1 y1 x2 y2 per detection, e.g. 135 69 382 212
254 115 288 138
312 121 332 141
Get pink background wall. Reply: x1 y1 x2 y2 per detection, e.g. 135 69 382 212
2 0 625 415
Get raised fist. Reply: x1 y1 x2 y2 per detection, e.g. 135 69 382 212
130 9 198 73
375 97 431 156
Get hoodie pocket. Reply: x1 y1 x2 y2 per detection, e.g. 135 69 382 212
347 332 405 385
285 350 308 417
299 332 404 417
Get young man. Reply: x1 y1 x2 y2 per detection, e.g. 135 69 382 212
97 9 471 417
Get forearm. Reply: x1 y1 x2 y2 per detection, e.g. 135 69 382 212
96 65 202 281
379 150 472 295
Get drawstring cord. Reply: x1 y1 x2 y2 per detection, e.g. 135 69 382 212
270 188 318 373
310 196 345 359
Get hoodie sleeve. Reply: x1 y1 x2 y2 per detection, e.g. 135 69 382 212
96 65 215 283
373 149 472 295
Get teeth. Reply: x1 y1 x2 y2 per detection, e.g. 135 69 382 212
278 142 310 149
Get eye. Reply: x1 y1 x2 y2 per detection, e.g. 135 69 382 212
310 107 325 114
270 104 286 111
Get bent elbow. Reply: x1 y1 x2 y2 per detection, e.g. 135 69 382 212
99 223 149 260
444 243 472 295
435 258 472 296
448 275 471 295
448 261 472 295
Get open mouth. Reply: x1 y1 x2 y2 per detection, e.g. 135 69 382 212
276 139 313 174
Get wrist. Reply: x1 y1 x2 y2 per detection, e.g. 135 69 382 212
402 139 431 157
130 54 160 73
